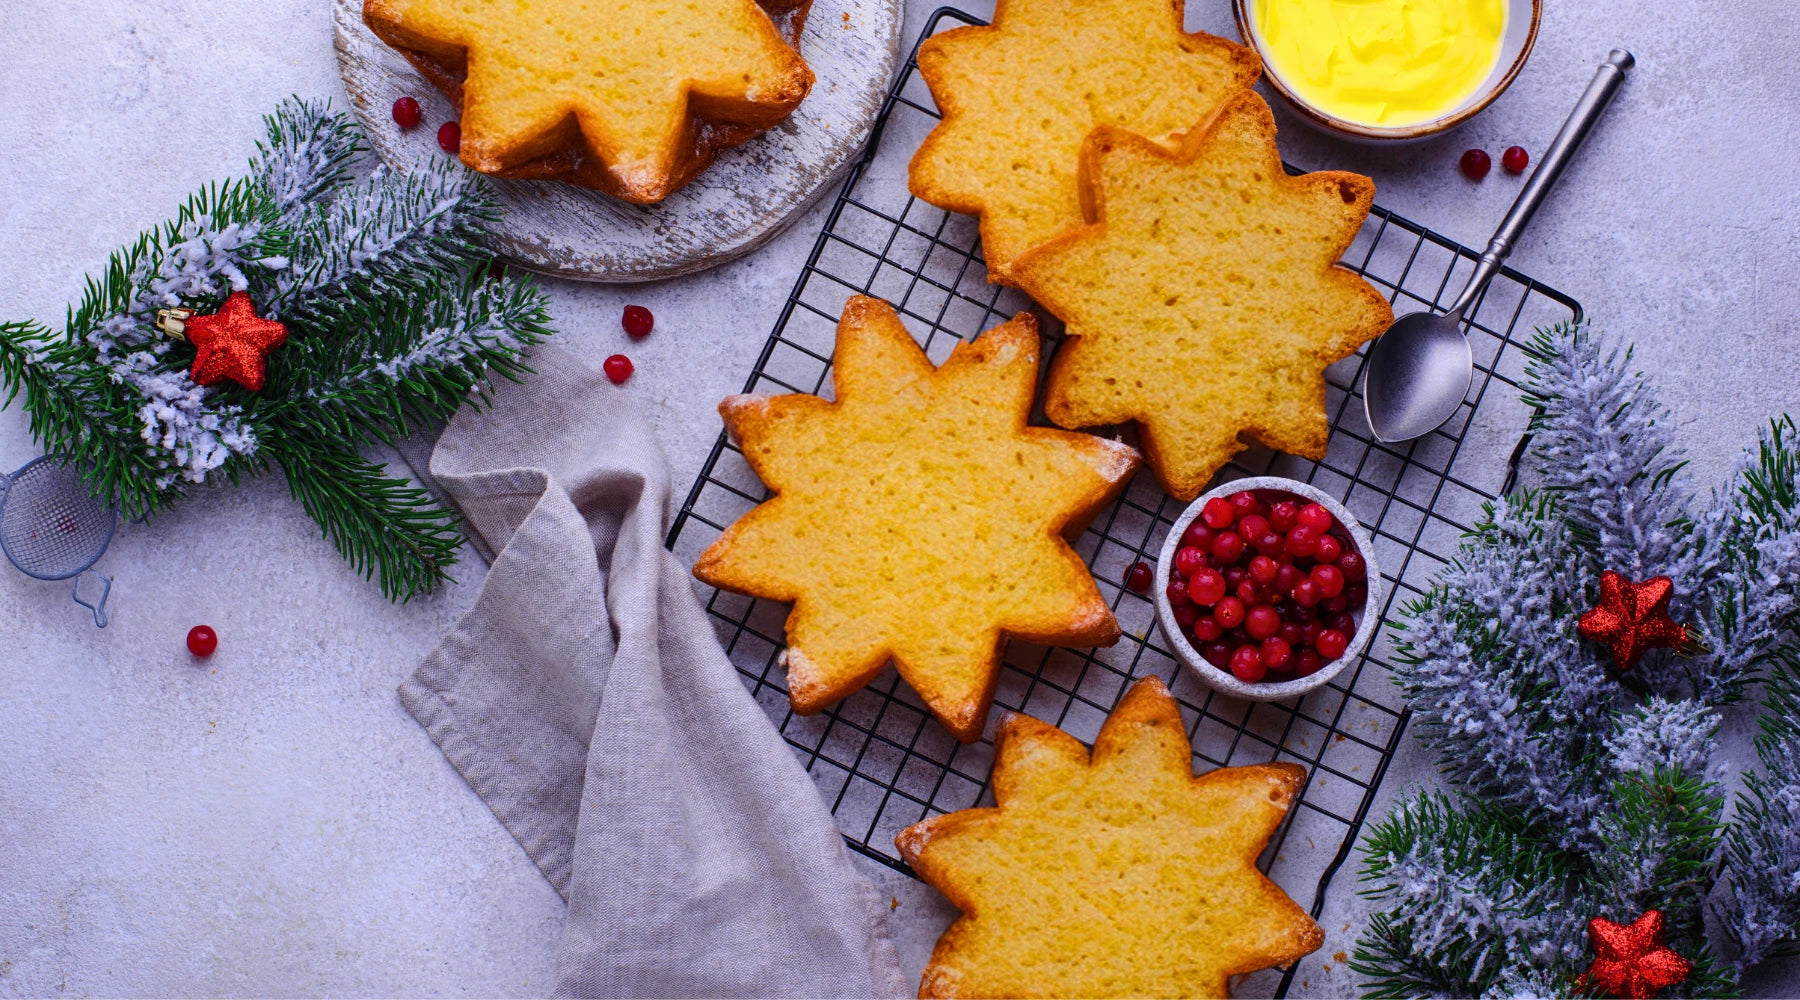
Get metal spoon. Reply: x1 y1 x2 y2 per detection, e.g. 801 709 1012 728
1363 49 1635 443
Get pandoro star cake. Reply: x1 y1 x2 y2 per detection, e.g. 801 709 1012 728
1013 93 1394 499
907 0 1260 281
897 676 1323 998
693 296 1139 742
363 0 814 203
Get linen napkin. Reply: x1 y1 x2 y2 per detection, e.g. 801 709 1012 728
398 345 905 998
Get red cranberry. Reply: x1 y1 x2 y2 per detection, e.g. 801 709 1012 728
603 353 634 383
1260 636 1292 670
1302 620 1324 647
1338 551 1367 581
1235 580 1261 606
1230 645 1267 683
1188 568 1226 606
622 304 655 338
1316 628 1350 660
1245 605 1281 641
1312 564 1346 598
1214 597 1246 629
1298 503 1335 533
1229 490 1262 520
1226 627 1249 647
1268 500 1299 532
1173 603 1199 629
392 96 423 129
1201 498 1235 530
1292 600 1320 622
1346 580 1369 605
1323 593 1349 613
1286 525 1320 559
1238 514 1270 542
187 625 218 657
1315 534 1343 565
1293 578 1323 607
437 120 462 154
1212 531 1246 565
1256 531 1285 557
1275 563 1303 595
1175 546 1206 577
1460 148 1491 180
1248 555 1279 585
1180 521 1214 550
1203 641 1234 667
1502 145 1529 174
1167 579 1191 607
1125 562 1154 593
1294 649 1324 676
1224 566 1249 590
1193 616 1224 641
1279 622 1305 647
1326 612 1357 636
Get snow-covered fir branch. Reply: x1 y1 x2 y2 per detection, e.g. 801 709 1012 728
1606 697 1720 782
1719 659 1800 970
251 97 366 219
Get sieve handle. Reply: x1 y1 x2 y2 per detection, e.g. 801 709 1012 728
73 570 110 628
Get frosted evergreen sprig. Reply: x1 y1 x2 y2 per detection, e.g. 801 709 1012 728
1718 655 1800 970
0 97 553 599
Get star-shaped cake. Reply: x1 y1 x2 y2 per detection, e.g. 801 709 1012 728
1013 93 1393 499
908 0 1260 281
897 676 1323 997
694 296 1139 741
364 0 813 202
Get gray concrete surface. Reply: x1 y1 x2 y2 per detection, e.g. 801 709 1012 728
1 0 1796 995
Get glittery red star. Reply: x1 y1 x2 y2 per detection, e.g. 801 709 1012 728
1577 571 1689 672
184 291 288 391
1580 910 1692 999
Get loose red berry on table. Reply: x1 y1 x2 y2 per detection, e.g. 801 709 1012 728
1175 546 1205 577
1312 563 1346 598
437 120 462 154
187 625 218 658
603 353 634 384
1212 530 1246 565
1230 644 1267 683
1260 636 1292 671
1460 148 1491 180
1214 596 1246 629
1314 533 1343 565
622 304 655 338
1502 145 1529 174
1246 604 1281 641
392 96 423 129
1172 603 1198 629
1125 561 1154 593
1201 498 1235 530
1181 522 1214 550
1188 567 1226 606
1316 628 1350 660
1167 579 1191 607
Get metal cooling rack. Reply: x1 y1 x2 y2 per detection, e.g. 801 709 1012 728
667 8 1581 995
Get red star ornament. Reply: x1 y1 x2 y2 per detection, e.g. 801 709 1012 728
183 291 288 391
1577 571 1689 672
1580 909 1692 999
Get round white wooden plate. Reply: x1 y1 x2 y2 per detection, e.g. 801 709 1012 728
332 0 902 283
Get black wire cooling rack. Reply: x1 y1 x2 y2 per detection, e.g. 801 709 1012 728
667 8 1582 995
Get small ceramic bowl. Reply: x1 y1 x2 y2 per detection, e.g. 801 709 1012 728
1232 0 1542 143
1153 477 1383 702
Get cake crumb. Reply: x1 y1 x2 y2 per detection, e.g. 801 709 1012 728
1334 952 1347 963
890 896 898 910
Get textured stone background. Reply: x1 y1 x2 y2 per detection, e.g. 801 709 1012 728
1 0 1796 995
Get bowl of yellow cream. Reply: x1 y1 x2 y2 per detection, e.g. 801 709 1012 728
1234 0 1541 142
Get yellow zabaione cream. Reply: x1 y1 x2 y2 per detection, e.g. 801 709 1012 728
1254 0 1507 127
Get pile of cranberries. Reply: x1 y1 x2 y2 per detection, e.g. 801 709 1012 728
1164 489 1369 685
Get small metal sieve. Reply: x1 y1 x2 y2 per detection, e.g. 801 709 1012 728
0 457 116 627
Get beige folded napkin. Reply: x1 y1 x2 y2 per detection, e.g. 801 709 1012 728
399 346 904 998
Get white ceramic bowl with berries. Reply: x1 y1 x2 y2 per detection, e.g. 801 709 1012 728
1153 477 1382 702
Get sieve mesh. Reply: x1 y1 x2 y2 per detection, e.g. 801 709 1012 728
0 458 117 581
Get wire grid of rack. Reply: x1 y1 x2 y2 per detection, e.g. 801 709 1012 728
666 8 1581 995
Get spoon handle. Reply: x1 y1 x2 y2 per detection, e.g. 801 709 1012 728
1449 48 1635 315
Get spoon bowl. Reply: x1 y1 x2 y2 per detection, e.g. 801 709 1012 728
1363 309 1474 443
